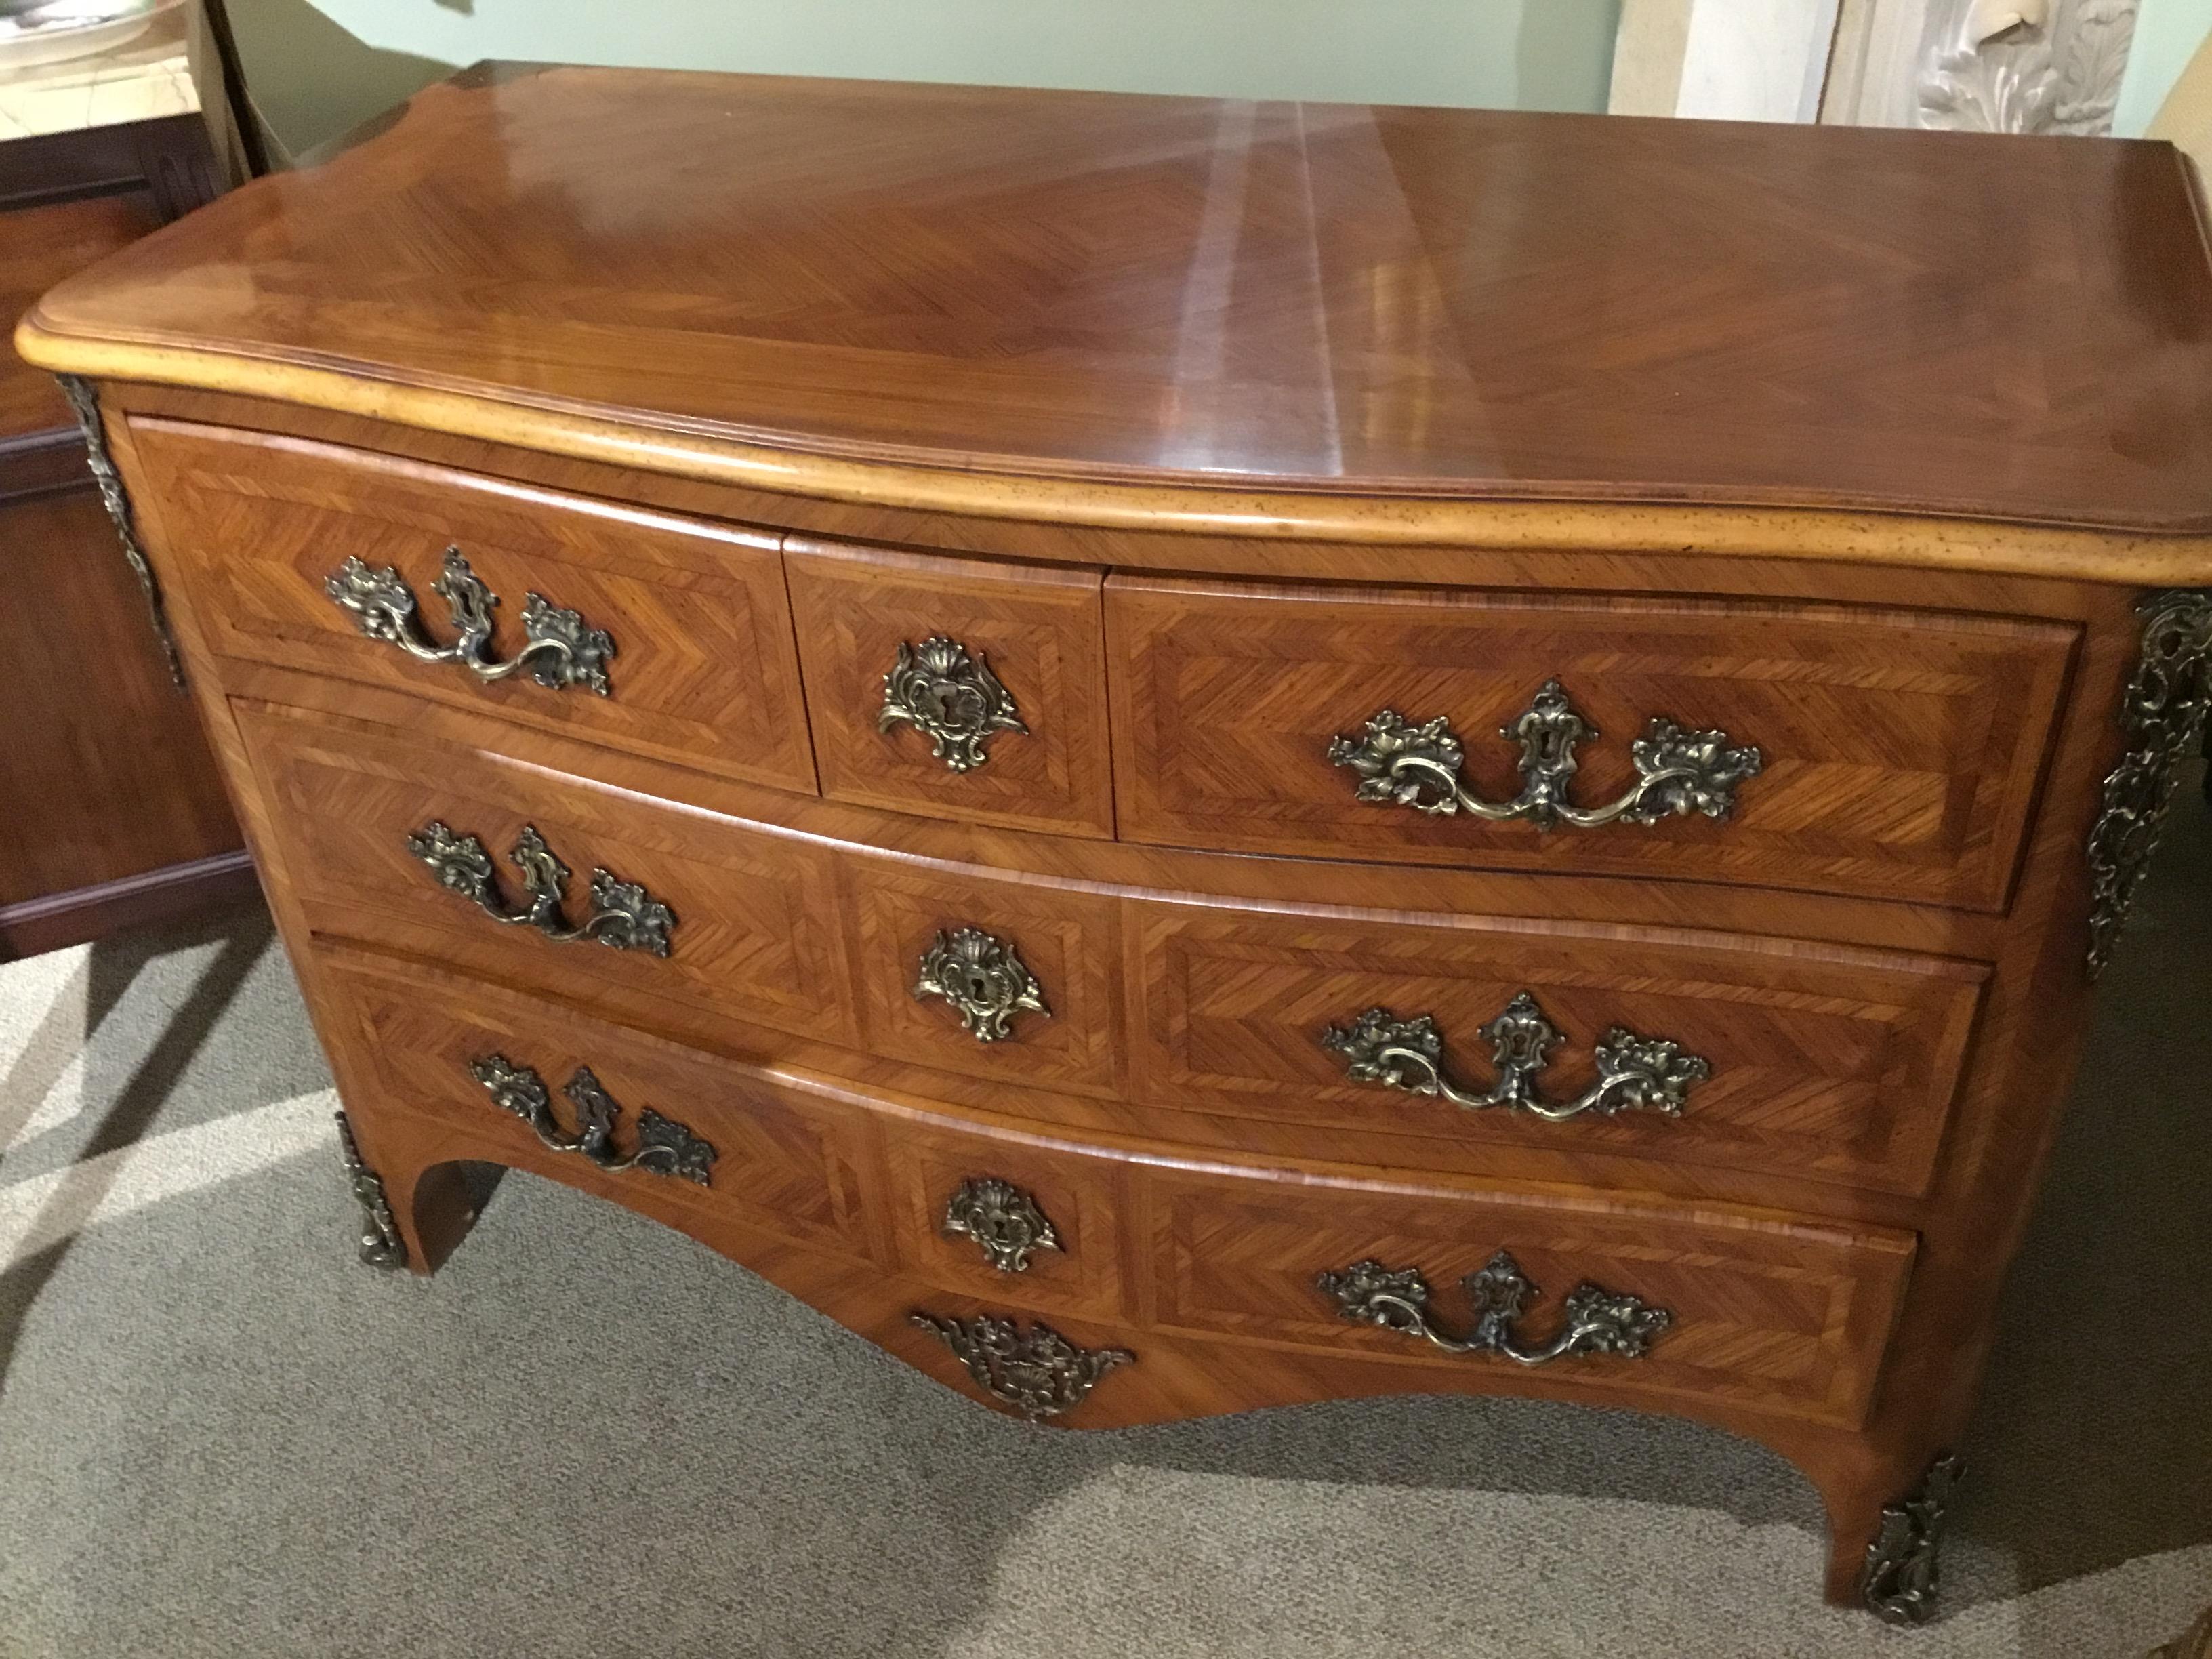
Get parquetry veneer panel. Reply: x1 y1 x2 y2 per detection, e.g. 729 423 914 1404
1107 575 2076 911
131 419 817 796
1126 901 1987 1198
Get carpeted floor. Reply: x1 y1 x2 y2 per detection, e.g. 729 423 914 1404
1 773 2206 1658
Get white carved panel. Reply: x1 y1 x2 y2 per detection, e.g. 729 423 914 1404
1917 0 2141 131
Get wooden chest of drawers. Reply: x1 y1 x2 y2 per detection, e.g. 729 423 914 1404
22 65 2212 1624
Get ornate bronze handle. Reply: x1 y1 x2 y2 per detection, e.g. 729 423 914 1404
407 822 675 955
1329 678 1761 829
913 926 1049 1042
944 1177 1061 1273
1317 1251 1671 1366
471 1055 716 1184
327 546 615 695
1322 992 1708 1122
880 636 1027 771
910 1313 1130 1420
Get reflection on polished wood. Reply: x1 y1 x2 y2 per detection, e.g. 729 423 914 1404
20 64 2212 573
28 65 2212 1620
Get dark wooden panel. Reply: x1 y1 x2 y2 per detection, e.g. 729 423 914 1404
1107 573 2076 912
0 851 260 961
785 537 1114 838
0 487 240 909
129 417 817 796
0 192 160 438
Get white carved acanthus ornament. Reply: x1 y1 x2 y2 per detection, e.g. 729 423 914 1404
1917 0 2139 134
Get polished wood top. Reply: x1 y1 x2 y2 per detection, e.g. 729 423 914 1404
22 64 2212 538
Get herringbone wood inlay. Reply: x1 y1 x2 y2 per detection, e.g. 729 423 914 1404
1108 575 2075 911
1130 903 1986 1198
133 419 816 796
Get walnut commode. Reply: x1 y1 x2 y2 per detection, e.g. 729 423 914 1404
23 64 2212 1623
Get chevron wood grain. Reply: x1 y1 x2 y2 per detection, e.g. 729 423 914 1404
785 535 1115 838
34 66 2212 1618
130 418 816 796
1107 574 2076 910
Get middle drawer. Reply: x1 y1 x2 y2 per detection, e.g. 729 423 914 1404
239 699 1987 1202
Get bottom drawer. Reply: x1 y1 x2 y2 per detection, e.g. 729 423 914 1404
1147 1172 1914 1428
310 945 1914 1432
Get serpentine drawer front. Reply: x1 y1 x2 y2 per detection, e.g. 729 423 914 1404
316 940 1914 1433
1106 575 2076 910
238 693 1982 1202
125 419 817 795
35 65 2212 1620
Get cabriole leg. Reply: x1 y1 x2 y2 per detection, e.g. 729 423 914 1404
333 1109 498 1275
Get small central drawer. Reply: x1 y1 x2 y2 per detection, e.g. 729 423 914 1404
1105 574 2076 912
785 537 1114 839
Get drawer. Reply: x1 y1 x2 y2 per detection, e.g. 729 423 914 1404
1128 900 1987 1198
785 537 1113 838
316 937 1912 1432
845 854 1125 1101
880 1117 1132 1322
1146 1166 1914 1429
239 697 1126 1099
321 947 883 1264
237 700 857 1051
128 418 816 794
1107 575 2076 911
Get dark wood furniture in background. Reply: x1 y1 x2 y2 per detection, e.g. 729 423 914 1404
0 112 247 957
22 66 2212 1622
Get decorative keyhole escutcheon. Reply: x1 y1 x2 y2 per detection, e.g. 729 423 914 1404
879 636 1027 771
913 927 1050 1042
944 1177 1061 1273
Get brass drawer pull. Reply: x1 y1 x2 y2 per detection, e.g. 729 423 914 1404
327 546 615 695
1330 678 1761 830
911 1313 1130 1420
880 636 1027 771
1322 991 1708 1122
1318 1251 1671 1366
944 1177 1061 1273
472 1054 716 1183
914 926 1049 1042
408 822 675 956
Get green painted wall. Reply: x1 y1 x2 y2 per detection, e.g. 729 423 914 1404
229 0 1621 161
2114 0 2212 136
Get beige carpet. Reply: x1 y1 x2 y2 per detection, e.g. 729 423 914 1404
1 771 2207 1658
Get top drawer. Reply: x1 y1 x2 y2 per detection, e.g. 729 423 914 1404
1107 576 2075 912
126 419 816 796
